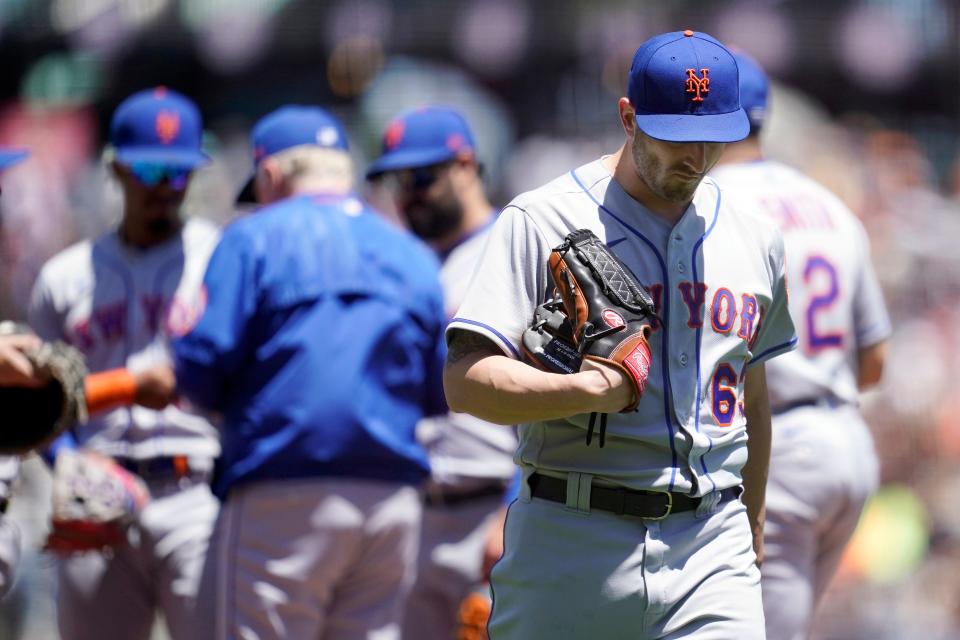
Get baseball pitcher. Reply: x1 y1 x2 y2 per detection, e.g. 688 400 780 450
443 30 797 639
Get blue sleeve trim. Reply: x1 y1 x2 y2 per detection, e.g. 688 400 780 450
502 468 522 505
856 323 892 348
41 431 78 467
748 337 798 367
448 318 521 359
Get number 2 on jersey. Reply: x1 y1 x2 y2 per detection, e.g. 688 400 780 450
803 255 843 351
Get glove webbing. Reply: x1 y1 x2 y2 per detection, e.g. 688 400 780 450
559 231 657 317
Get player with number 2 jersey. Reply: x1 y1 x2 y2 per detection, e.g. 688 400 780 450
712 52 891 640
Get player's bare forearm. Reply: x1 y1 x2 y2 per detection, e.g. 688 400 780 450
443 329 631 424
857 340 887 390
86 365 177 414
741 362 771 566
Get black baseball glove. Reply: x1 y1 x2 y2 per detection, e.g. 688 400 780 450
0 323 88 454
522 229 658 446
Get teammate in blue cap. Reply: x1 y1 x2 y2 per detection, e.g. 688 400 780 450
443 30 796 638
28 86 221 640
713 51 890 640
368 106 518 640
169 104 448 640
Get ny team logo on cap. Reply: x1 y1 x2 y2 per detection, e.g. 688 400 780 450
366 106 478 178
446 133 466 152
685 68 710 103
156 110 181 144
626 30 749 143
109 87 208 168
384 120 405 150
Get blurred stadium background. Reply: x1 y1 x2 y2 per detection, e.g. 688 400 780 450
0 0 957 638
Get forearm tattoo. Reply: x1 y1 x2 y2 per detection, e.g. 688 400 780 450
446 330 500 366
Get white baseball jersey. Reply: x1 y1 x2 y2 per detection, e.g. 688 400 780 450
447 157 796 497
417 223 517 489
28 218 221 460
711 160 892 408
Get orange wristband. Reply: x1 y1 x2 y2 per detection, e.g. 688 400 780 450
85 368 137 415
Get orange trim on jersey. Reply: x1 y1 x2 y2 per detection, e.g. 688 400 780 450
748 304 766 350
738 293 758 341
710 287 737 335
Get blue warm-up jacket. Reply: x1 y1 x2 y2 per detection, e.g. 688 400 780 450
174 193 448 499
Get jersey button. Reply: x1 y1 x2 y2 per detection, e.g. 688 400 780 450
677 261 685 273
679 353 688 366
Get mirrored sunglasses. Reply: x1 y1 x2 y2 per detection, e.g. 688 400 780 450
128 162 192 190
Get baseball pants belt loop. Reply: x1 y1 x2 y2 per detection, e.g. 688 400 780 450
528 473 737 519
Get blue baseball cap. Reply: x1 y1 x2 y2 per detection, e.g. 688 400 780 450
628 30 749 143
237 105 349 203
731 51 769 133
366 106 476 179
109 87 209 168
0 148 27 170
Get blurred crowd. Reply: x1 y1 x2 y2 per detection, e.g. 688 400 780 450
0 1 957 639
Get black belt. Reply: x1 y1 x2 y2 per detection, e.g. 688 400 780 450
116 455 208 481
529 473 739 519
424 482 507 507
771 396 841 416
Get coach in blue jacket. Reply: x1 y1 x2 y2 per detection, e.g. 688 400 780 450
173 106 448 640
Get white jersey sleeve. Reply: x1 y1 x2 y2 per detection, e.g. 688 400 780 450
447 205 554 357
746 229 795 367
28 247 81 342
420 223 518 488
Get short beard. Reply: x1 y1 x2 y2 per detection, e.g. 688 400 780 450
147 216 178 236
631 133 700 203
406 199 464 241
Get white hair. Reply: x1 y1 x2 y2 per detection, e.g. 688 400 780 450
268 144 354 193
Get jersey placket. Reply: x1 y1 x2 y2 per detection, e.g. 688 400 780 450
665 208 718 496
